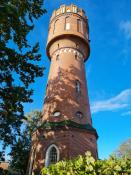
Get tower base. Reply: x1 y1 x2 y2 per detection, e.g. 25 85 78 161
27 121 98 174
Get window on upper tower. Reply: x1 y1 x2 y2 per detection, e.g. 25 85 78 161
61 6 65 13
53 19 59 34
75 54 77 60
76 43 79 49
58 70 62 80
75 80 81 94
77 19 82 33
65 16 70 30
56 54 59 60
45 144 60 167
72 6 77 13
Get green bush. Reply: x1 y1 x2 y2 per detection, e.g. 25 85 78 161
41 152 131 175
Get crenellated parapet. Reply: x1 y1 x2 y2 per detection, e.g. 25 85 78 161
50 4 87 20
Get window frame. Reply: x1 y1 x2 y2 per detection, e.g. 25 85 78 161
65 16 70 30
53 111 61 117
75 111 83 119
45 144 60 167
75 80 81 94
53 19 59 34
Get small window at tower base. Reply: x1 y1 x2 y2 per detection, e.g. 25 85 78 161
75 111 83 119
53 111 61 117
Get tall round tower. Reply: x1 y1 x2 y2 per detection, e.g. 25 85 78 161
27 4 98 175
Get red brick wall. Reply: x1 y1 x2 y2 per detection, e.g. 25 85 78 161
31 127 97 173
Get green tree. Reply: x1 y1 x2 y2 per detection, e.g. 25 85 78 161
9 110 41 175
113 138 131 158
0 0 46 146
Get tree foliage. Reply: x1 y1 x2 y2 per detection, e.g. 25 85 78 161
113 138 131 159
41 152 131 175
8 110 41 175
0 0 46 146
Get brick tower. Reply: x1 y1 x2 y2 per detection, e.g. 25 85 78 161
27 4 98 175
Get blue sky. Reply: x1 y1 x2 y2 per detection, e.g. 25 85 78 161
18 0 131 159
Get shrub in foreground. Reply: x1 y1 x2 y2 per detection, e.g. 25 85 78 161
41 152 131 175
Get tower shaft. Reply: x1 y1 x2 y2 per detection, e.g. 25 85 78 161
27 4 98 175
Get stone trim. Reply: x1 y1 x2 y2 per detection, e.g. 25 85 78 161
51 47 85 60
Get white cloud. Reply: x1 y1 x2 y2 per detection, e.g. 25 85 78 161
91 89 131 114
120 20 131 39
121 111 131 116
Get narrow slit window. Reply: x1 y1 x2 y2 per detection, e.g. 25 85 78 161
76 80 81 94
53 19 59 34
56 54 59 60
66 23 70 30
61 7 65 13
77 19 82 32
75 54 77 60
58 71 62 80
65 17 70 30
73 6 77 13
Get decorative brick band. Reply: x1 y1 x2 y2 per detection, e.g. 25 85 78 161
51 47 84 59
38 120 98 138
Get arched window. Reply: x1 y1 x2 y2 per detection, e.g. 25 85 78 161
50 147 57 164
65 16 70 30
45 144 60 167
76 80 81 94
53 19 59 34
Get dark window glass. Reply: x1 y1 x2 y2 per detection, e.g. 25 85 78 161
56 54 59 60
65 16 70 30
76 111 83 119
49 147 57 164
76 80 81 93
77 19 81 32
53 19 59 34
75 54 77 60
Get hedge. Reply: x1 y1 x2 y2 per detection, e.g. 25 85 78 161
41 152 131 175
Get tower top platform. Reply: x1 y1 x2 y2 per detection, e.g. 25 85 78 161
46 4 90 61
